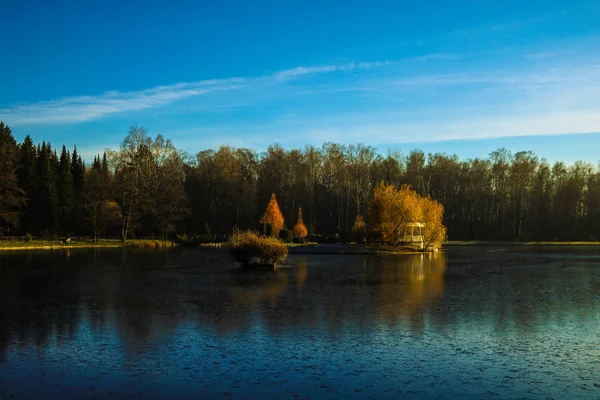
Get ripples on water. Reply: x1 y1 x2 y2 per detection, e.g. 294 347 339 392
0 246 599 399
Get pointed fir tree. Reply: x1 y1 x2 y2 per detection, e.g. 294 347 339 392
0 122 25 233
293 207 308 241
260 193 284 237
57 145 74 234
71 145 86 233
36 141 59 234
17 135 37 232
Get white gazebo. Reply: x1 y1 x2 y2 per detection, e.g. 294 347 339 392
404 222 425 249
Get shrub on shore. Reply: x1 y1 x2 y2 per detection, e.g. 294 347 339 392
229 230 288 265
279 228 294 243
130 239 174 248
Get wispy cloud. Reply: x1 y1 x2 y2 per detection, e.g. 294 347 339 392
391 64 600 91
407 53 463 62
4 41 600 148
172 57 600 148
0 78 245 124
273 61 397 80
0 62 392 125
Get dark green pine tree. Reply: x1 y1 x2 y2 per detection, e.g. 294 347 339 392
71 145 86 234
17 135 38 233
86 155 110 242
0 122 25 234
101 152 109 179
57 145 74 235
36 142 59 234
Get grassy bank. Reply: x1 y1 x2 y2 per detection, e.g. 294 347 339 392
0 239 175 251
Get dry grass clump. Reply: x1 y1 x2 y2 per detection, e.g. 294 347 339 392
229 230 288 265
131 240 175 248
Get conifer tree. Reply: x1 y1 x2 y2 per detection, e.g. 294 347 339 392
0 122 25 233
17 135 37 232
260 193 284 237
293 207 308 241
71 146 86 233
36 142 59 234
57 145 74 234
86 156 103 242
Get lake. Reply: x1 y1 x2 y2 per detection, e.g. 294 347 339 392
0 246 599 399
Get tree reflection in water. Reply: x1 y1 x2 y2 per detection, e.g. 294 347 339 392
1 247 599 399
2 247 600 355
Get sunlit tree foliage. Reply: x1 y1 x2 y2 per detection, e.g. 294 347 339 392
260 193 285 237
293 207 308 240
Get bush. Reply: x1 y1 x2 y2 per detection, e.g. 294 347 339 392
131 240 174 249
24 233 32 242
318 234 340 244
279 228 294 243
175 233 189 244
306 233 322 243
229 230 288 265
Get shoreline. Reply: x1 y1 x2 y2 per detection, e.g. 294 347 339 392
2 240 598 253
0 240 175 252
0 242 130 251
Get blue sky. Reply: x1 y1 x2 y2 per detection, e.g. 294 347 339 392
1 0 599 163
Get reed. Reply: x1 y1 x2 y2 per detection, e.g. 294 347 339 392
130 240 175 248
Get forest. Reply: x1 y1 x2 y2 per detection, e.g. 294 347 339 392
1 121 599 242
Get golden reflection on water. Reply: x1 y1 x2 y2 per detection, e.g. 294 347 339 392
295 261 307 294
366 252 446 325
226 252 447 330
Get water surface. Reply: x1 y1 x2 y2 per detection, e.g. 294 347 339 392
0 246 599 399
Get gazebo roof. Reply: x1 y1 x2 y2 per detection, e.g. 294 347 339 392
406 222 425 228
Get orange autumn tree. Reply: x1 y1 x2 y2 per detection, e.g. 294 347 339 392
293 207 308 241
260 193 285 237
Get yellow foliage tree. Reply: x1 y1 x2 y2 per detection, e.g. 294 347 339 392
368 183 422 244
419 195 447 249
293 207 308 240
368 182 446 249
260 193 285 237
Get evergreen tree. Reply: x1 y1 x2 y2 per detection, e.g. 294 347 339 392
17 135 37 233
57 145 74 234
36 142 59 234
0 122 25 233
71 146 86 233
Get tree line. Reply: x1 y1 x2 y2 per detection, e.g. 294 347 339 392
1 121 599 241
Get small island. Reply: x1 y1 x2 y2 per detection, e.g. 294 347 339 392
229 183 446 267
